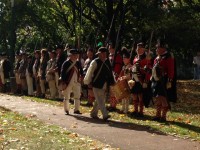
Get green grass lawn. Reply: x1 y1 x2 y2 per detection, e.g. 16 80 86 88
0 107 113 150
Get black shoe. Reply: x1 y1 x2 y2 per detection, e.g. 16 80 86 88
118 110 125 114
137 113 144 118
103 115 111 121
160 117 167 122
90 115 99 119
152 117 161 121
65 111 69 115
56 98 63 101
40 94 45 98
131 111 138 117
74 110 82 114
69 99 74 104
86 102 93 107
107 107 117 112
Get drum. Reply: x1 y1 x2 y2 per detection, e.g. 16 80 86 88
111 78 131 100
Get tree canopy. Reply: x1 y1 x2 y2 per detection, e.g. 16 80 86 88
1 0 200 78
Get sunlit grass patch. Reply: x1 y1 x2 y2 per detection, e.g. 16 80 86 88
0 107 113 150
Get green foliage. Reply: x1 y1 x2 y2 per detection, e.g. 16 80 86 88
1 0 200 77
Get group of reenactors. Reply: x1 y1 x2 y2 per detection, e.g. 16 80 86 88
0 38 177 122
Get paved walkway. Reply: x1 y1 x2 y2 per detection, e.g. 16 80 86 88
0 94 199 150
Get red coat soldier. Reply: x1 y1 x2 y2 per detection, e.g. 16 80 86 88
108 43 123 111
130 42 152 117
151 39 176 122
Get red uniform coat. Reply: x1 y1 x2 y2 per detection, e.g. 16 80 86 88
152 52 177 102
109 53 123 79
153 53 174 80
133 53 152 82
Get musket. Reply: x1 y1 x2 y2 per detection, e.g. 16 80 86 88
104 12 116 103
40 38 44 49
34 39 38 51
148 30 154 54
93 17 104 52
112 3 126 69
47 39 51 51
130 39 136 65
105 14 115 49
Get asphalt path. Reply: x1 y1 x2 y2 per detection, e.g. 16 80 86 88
0 94 199 150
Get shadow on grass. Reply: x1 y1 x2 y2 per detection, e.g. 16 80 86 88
72 112 200 138
0 106 11 112
167 120 200 134
125 113 200 135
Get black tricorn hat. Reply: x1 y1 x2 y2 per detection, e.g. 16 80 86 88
15 50 21 56
137 39 146 48
123 51 130 58
69 49 79 55
137 42 145 47
137 37 146 48
50 50 57 55
55 44 64 50
87 48 94 52
156 38 167 48
96 47 108 55
34 50 41 54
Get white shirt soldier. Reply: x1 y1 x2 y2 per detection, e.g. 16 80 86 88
60 49 83 115
84 47 115 121
46 50 57 99
0 52 11 93
26 54 34 96
83 48 95 106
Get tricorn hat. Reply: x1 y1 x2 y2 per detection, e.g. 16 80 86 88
123 51 130 58
69 49 79 55
137 39 146 48
96 47 108 55
55 44 64 50
34 50 41 54
50 50 57 55
156 38 167 48
15 50 21 56
137 36 146 48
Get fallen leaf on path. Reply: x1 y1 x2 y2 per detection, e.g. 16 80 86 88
185 120 191 124
25 114 37 118
69 133 79 138
173 139 178 141
8 128 17 131
10 138 20 142
0 128 3 133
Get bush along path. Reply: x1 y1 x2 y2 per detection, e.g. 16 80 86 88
0 93 199 150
